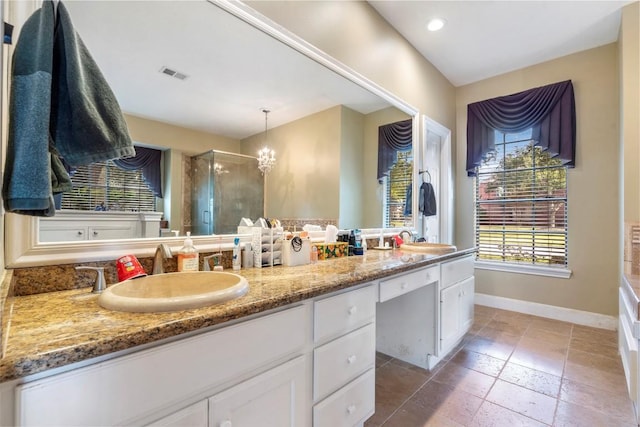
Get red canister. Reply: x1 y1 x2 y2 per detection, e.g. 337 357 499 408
116 255 147 282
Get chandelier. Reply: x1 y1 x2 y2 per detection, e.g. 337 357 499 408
257 109 276 175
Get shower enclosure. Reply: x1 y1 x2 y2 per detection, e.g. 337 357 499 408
191 150 264 235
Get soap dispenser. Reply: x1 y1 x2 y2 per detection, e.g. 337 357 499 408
177 232 199 272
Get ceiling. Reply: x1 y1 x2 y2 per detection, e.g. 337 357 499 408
64 1 389 140
369 0 635 87
63 1 634 140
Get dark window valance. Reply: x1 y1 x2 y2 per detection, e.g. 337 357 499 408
466 80 576 177
377 119 413 180
113 146 163 198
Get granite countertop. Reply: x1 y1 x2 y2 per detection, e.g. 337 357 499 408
0 248 474 383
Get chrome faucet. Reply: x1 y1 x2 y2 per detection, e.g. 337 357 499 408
152 243 172 275
399 229 414 244
75 266 106 293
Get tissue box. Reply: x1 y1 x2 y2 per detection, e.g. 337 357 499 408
314 242 348 260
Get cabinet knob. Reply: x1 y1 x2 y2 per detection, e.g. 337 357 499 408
347 404 356 415
77 231 83 236
220 420 232 427
348 305 357 315
93 230 99 236
347 354 357 364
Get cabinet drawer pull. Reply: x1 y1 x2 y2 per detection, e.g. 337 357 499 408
220 420 232 427
77 231 83 236
348 305 358 315
347 404 356 414
347 354 357 364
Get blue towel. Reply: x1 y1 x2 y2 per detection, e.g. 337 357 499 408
2 0 134 216
419 182 437 217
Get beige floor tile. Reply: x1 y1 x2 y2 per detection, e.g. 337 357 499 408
569 335 618 359
465 335 519 361
523 328 571 348
382 400 464 427
528 316 573 337
375 352 393 368
509 344 566 377
474 304 497 317
571 325 617 347
432 361 496 398
409 380 484 426
470 401 548 427
365 360 431 426
554 399 637 427
449 348 506 377
499 362 562 398
486 318 530 336
563 361 629 396
559 378 635 422
566 347 623 375
487 379 558 425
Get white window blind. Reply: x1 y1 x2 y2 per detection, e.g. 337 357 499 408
61 161 156 212
475 130 568 266
384 150 413 228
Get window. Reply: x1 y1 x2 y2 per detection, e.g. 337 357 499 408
61 161 156 212
384 150 413 228
475 129 568 267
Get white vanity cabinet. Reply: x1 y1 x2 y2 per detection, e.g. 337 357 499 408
38 211 162 242
15 304 312 427
619 278 640 424
439 255 475 354
312 284 377 427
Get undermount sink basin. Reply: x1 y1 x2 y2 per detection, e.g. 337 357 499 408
400 242 457 255
98 271 249 313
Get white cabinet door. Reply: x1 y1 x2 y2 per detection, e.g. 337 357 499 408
209 355 310 427
146 401 207 427
440 276 475 354
459 277 475 332
440 282 461 353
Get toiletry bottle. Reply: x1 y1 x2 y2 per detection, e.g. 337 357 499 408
242 242 253 268
232 237 241 271
177 232 199 272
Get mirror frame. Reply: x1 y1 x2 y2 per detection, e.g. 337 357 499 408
5 0 419 268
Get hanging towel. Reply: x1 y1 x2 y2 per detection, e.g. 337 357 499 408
419 182 437 217
403 183 412 216
2 0 134 216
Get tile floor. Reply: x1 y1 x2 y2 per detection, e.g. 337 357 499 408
364 305 637 427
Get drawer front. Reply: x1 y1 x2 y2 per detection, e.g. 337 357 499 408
314 284 376 344
314 323 375 401
441 255 474 289
379 265 439 302
16 304 311 427
313 369 375 427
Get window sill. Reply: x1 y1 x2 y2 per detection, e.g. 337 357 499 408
474 260 572 279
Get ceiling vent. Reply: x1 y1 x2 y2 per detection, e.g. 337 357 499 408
159 66 188 81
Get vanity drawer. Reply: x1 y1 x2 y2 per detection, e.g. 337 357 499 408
314 284 376 344
441 255 474 289
313 369 375 427
313 323 375 401
379 265 439 302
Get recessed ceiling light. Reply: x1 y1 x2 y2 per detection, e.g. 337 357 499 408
427 18 446 32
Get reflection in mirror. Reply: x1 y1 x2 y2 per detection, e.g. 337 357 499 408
189 151 264 235
6 0 418 267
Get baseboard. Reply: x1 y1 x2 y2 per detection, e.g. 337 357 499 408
475 293 618 330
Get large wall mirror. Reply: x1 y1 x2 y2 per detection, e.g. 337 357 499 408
5 0 418 267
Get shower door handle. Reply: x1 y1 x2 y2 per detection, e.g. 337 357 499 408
203 210 210 224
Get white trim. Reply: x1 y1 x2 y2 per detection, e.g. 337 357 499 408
475 292 617 330
475 260 572 279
